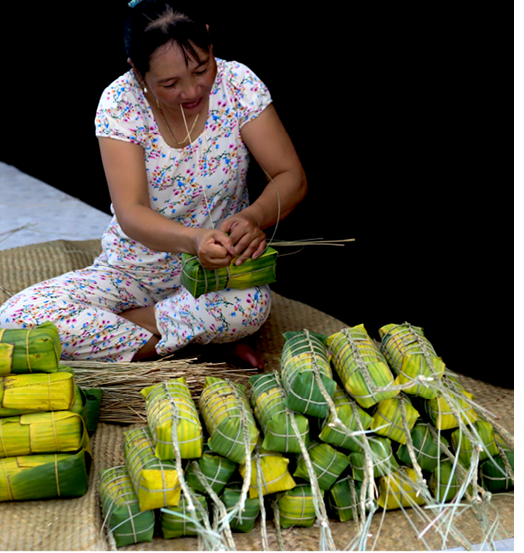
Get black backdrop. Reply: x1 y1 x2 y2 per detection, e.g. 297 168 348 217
1 3 510 387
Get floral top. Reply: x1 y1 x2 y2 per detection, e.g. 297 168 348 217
94 58 272 291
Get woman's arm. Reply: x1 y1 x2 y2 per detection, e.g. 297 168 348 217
98 137 234 268
219 104 308 263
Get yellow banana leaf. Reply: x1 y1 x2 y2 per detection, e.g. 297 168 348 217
0 411 90 458
199 377 259 464
239 444 296 499
141 377 203 460
123 427 181 511
379 323 445 399
369 396 420 444
0 372 75 416
377 467 426 510
327 325 398 409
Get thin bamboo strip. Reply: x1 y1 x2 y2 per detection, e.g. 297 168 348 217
66 359 258 424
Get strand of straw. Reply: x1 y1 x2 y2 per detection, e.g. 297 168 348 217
270 497 285 551
254 449 269 551
188 461 236 550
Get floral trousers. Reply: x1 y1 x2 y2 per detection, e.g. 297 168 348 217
0 262 272 362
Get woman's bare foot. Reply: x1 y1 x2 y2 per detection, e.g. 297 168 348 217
230 342 265 369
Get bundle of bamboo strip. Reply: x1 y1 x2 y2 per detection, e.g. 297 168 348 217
0 323 94 503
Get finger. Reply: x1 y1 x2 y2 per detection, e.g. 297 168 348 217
211 231 235 256
235 237 266 265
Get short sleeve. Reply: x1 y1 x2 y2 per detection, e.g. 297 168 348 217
224 61 272 128
94 73 146 145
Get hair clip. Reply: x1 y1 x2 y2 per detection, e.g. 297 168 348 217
128 0 144 7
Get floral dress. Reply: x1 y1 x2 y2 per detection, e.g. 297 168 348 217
0 59 272 361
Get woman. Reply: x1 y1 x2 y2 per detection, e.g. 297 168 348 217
0 0 307 367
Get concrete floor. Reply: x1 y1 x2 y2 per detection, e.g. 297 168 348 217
0 160 515 551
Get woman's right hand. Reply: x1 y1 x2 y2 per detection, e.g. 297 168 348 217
194 229 235 269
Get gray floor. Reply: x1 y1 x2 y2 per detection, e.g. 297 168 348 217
0 160 515 551
0 161 111 251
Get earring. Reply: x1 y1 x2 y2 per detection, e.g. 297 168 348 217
144 86 148 94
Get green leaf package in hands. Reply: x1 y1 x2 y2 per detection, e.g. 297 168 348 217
180 247 278 299
318 385 373 452
0 449 89 502
123 427 181 511
0 372 75 417
249 372 309 453
199 377 259 464
396 422 450 472
327 325 398 409
0 322 61 375
160 493 208 539
280 330 336 418
294 441 351 491
141 377 203 460
379 323 446 399
99 465 155 548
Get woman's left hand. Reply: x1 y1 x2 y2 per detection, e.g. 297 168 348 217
219 213 267 266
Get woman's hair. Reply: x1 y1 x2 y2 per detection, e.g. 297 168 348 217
124 0 212 76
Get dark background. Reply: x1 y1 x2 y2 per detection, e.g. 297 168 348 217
1 3 510 387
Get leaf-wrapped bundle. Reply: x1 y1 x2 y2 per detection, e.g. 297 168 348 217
429 459 464 502
0 448 88 501
199 377 259 464
185 448 237 496
0 372 75 417
396 422 449 472
141 377 203 460
249 372 309 453
277 484 321 529
318 385 373 452
239 444 296 498
327 325 397 409
377 467 426 510
180 247 278 299
160 493 208 539
99 465 155 548
280 330 336 418
379 323 445 399
123 426 181 511
294 441 350 491
0 322 61 375
328 474 370 522
424 374 478 430
369 396 420 444
221 487 260 533
0 411 89 458
349 436 399 481
451 420 498 467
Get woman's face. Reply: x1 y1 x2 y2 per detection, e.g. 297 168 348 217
145 40 216 115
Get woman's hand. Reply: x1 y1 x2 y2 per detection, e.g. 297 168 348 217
220 213 267 266
194 228 235 269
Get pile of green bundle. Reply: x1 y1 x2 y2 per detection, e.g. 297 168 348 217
0 323 95 502
97 324 514 550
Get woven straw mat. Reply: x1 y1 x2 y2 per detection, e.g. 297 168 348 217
0 239 515 551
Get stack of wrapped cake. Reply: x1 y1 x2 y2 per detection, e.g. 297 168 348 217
99 323 514 549
0 322 97 503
